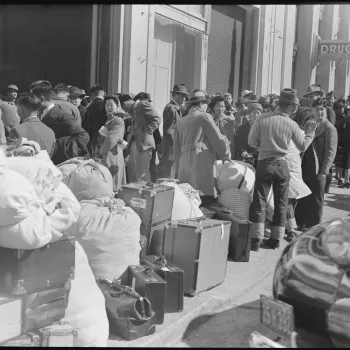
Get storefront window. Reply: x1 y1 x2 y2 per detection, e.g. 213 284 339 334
149 14 203 115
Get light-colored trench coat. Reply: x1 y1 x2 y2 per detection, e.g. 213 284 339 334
173 107 230 197
285 130 311 199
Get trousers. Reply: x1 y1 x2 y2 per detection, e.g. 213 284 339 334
250 157 290 240
127 141 152 183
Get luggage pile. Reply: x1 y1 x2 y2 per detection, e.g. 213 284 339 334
0 149 109 347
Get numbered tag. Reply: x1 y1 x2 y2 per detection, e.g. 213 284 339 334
161 267 170 272
130 198 147 209
131 276 136 291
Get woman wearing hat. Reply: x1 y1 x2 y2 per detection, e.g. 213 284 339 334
208 95 235 158
173 90 230 205
235 102 262 167
92 94 126 192
295 97 338 230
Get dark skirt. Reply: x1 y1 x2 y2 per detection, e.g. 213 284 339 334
334 146 344 167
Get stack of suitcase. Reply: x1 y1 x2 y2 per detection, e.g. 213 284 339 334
115 180 253 339
0 237 78 347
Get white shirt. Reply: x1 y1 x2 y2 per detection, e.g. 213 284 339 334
41 103 55 118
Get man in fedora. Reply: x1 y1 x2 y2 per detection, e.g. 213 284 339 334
173 90 231 205
258 95 274 113
159 84 189 178
248 88 317 251
4 84 19 104
69 86 86 126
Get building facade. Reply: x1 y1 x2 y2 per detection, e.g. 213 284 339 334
1 4 350 108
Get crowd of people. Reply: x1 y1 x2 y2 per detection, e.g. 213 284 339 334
0 80 347 252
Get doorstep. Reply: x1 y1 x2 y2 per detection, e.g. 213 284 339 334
107 243 286 348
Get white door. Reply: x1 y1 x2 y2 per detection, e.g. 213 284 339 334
147 14 174 137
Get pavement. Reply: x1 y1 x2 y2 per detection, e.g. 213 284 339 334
107 179 350 347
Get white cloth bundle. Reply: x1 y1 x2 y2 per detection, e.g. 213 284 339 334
67 197 141 280
58 158 114 201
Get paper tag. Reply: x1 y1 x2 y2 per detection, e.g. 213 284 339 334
131 276 136 291
161 267 170 272
130 198 147 209
221 223 224 239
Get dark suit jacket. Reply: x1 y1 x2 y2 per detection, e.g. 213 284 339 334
235 122 257 158
122 100 161 151
9 117 56 157
161 100 182 157
41 105 90 163
84 97 107 142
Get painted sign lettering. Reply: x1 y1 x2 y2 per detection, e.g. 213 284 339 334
319 40 350 59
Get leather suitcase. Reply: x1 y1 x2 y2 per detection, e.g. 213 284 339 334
35 321 77 347
23 283 71 332
0 236 75 296
143 220 169 256
0 295 23 345
126 265 167 325
117 181 175 227
162 218 231 296
207 203 252 262
142 255 184 313
3 333 40 347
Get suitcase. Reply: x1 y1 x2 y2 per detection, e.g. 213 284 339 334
207 203 252 262
162 218 231 296
117 181 175 227
0 295 23 345
143 220 169 256
24 298 67 332
35 321 77 347
3 332 40 347
142 255 184 313
126 265 167 325
0 237 75 296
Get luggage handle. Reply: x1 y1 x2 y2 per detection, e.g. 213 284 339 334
97 278 144 300
154 255 167 267
237 163 248 190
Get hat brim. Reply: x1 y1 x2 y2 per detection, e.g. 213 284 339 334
279 98 300 106
189 98 210 105
303 91 324 98
170 90 189 96
70 93 85 98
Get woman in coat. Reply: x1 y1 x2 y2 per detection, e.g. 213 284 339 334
173 91 230 206
208 95 235 158
92 94 126 192
295 97 338 230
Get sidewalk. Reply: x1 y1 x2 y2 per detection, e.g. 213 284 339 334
107 180 350 348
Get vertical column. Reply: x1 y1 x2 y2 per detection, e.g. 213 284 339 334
334 5 350 98
315 4 339 93
281 5 296 89
294 5 320 96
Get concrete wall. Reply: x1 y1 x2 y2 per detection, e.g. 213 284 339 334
334 5 350 98
294 5 320 96
255 5 296 95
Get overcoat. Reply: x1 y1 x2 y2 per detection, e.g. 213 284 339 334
173 107 230 197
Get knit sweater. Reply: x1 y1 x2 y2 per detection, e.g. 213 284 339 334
248 111 315 160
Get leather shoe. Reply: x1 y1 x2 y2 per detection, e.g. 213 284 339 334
251 238 261 252
261 238 280 250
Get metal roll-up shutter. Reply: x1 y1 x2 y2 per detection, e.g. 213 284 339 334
207 5 245 102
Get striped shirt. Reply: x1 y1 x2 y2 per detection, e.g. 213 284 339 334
248 111 315 160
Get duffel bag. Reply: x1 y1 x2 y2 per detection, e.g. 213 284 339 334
57 158 113 201
67 197 141 280
97 279 156 341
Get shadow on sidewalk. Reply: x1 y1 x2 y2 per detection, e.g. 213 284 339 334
324 192 350 212
180 299 336 348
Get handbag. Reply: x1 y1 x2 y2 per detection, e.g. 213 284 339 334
96 279 156 341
